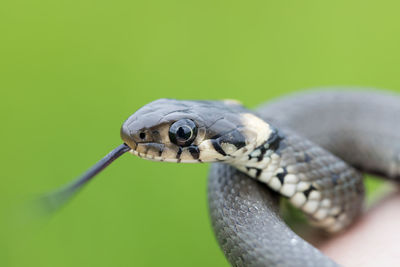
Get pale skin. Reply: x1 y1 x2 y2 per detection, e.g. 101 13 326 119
317 189 400 267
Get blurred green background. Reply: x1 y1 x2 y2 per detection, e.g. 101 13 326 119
1 0 400 266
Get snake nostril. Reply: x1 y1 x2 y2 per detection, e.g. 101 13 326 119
139 132 146 140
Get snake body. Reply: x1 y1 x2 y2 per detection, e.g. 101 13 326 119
118 89 400 266
208 89 400 266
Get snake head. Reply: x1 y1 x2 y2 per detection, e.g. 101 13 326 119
120 99 272 163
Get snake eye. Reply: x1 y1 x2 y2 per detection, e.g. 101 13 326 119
169 119 197 146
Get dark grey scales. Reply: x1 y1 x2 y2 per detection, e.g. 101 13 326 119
208 164 337 267
208 89 400 266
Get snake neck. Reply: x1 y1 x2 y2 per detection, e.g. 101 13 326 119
229 126 286 186
229 126 292 194
229 124 365 233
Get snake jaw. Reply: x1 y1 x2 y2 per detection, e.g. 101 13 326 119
128 141 203 163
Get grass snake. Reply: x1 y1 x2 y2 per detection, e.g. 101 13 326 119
43 88 400 266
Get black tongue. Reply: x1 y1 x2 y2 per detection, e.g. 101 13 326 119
39 143 130 214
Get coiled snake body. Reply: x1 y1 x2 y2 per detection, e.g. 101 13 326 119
207 90 400 266
45 89 400 267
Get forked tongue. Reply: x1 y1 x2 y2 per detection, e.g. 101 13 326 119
39 143 130 214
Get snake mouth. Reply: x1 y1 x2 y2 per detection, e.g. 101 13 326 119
128 142 203 163
129 142 165 161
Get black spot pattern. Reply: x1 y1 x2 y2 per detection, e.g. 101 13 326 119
188 146 200 159
303 185 316 198
176 147 183 161
276 167 288 185
246 166 262 178
217 129 246 149
267 130 284 151
211 139 227 156
248 128 285 162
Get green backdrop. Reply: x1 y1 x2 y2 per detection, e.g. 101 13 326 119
1 1 400 266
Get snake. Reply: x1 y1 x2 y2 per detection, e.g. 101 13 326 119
42 88 400 267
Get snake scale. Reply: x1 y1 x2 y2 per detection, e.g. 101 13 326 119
44 88 400 267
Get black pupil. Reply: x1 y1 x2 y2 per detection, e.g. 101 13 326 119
169 119 197 146
177 126 191 140
139 132 146 139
